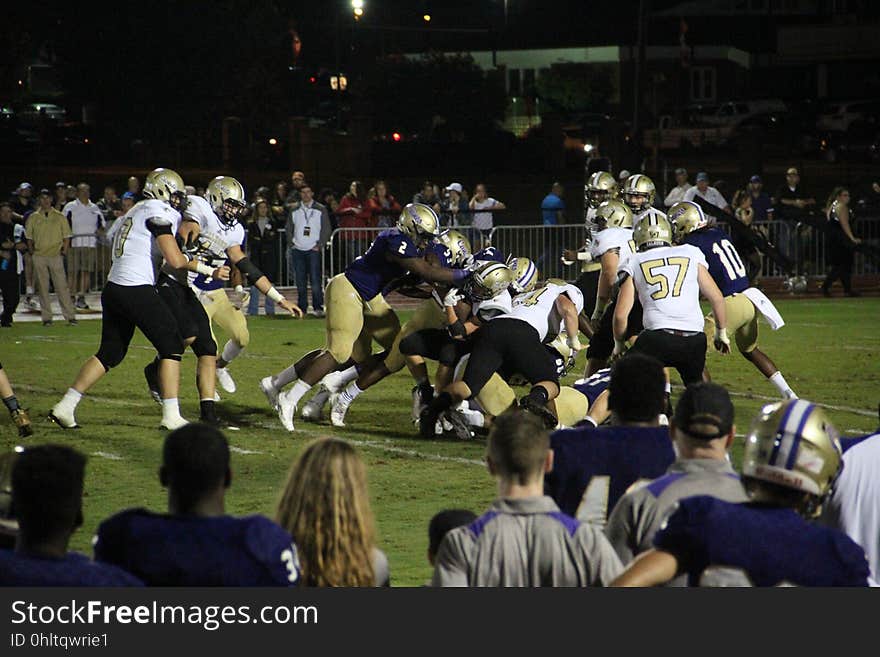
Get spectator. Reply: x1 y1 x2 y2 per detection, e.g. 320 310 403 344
0 445 142 586
64 184 77 204
287 185 330 317
0 203 27 327
10 182 34 216
270 181 288 224
663 168 692 208
319 187 340 229
25 189 77 326
97 185 122 225
368 179 402 228
822 187 860 297
431 408 622 587
441 182 469 229
541 182 565 226
120 191 136 214
617 170 631 188
284 170 307 212
413 180 442 213
336 180 372 263
773 167 817 276
428 509 477 567
126 175 142 201
469 183 505 248
731 189 764 285
746 175 774 223
53 181 67 211
605 383 748 574
683 172 731 221
63 183 106 310
276 437 389 587
246 199 280 316
94 424 301 586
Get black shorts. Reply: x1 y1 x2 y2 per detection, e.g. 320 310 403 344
399 328 472 367
97 282 183 367
586 296 644 360
462 319 559 395
574 269 600 319
157 273 211 342
628 329 707 386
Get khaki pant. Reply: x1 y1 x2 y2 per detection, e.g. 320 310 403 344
704 293 759 354
383 299 446 372
199 289 250 348
33 254 76 322
323 274 401 364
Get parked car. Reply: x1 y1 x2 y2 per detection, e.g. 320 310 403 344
818 120 880 163
700 99 788 127
722 112 822 157
816 100 880 133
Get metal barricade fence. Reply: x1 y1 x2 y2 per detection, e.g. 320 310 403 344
488 224 587 281
69 233 112 295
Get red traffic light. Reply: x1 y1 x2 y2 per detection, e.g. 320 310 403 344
392 132 402 142
309 76 316 83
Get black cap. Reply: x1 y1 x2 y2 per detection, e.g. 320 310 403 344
673 382 734 440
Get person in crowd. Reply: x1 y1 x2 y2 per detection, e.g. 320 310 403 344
431 409 623 587
663 168 692 208
319 187 340 230
821 187 860 297
10 182 34 215
287 184 330 317
120 191 136 214
746 175 774 223
731 189 764 285
0 444 142 586
94 424 300 586
617 170 631 188
368 179 401 228
428 509 477 567
605 383 748 572
270 181 288 224
246 199 280 316
413 180 442 213
0 363 31 437
683 172 731 220
440 182 469 229
276 437 389 586
63 183 106 310
284 170 307 212
126 175 142 201
336 180 372 263
612 400 871 587
541 182 565 226
97 185 123 225
25 189 77 326
53 181 67 212
64 184 77 204
469 183 505 248
773 167 817 276
0 203 27 327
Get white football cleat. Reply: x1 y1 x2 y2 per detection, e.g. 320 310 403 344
301 385 331 421
260 376 279 410
48 403 79 429
160 414 189 431
216 367 237 393
277 390 296 432
329 393 350 428
321 370 348 394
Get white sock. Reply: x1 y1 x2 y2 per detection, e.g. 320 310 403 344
273 363 300 389
664 381 672 395
60 387 83 409
339 365 359 385
461 407 485 428
769 371 796 399
221 340 243 364
161 398 181 419
339 382 363 406
26 286 34 295
285 379 312 407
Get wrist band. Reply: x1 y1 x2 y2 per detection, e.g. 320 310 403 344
195 263 215 277
235 284 244 294
577 251 592 262
267 287 284 303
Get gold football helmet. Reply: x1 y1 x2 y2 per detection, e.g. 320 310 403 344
741 400 842 519
622 174 656 212
594 199 633 231
466 261 514 301
206 176 247 226
507 256 538 294
633 214 673 251
668 201 707 243
585 171 619 209
438 229 472 268
398 203 440 247
143 168 187 212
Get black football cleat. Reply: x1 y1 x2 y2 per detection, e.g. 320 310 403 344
418 406 440 440
518 395 558 430
444 409 473 441
144 361 161 403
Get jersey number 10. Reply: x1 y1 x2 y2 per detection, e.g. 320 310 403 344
712 239 747 280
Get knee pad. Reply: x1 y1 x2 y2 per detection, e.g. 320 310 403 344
95 349 125 371
191 334 217 358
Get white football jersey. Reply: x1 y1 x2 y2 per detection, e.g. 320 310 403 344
634 206 667 224
621 244 707 332
473 289 512 322
107 199 181 286
590 227 635 272
501 282 584 342
821 433 880 586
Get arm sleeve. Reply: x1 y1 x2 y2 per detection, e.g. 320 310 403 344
430 530 470 587
146 218 174 237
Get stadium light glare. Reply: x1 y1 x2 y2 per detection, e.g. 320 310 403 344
392 132 402 142
423 14 431 22
268 138 278 145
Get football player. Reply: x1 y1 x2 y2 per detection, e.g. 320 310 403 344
546 354 675 528
670 201 797 399
50 168 218 430
621 174 666 223
582 200 639 377
420 277 584 436
613 213 730 386
563 170 618 329
612 400 871 586
93 424 300 586
0 363 31 437
261 203 470 431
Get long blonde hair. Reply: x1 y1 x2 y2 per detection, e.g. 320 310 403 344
276 438 376 587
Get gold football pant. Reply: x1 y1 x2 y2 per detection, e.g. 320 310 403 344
383 299 446 373
324 274 401 364
704 293 758 354
199 289 250 348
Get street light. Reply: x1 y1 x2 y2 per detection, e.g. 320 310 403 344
352 0 364 19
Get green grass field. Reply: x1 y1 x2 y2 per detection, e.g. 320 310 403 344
1 297 878 585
